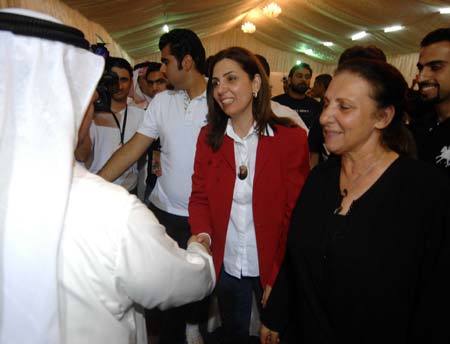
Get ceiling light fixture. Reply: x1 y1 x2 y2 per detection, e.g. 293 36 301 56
296 60 302 65
384 25 404 32
322 42 334 47
263 2 282 18
351 31 368 40
241 21 256 33
439 7 450 14
162 24 169 33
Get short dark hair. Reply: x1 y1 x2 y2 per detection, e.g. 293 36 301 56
338 45 386 66
145 62 162 79
314 74 332 90
335 58 415 156
158 28 206 74
106 57 133 78
206 47 289 151
133 61 151 71
421 27 450 47
288 63 312 78
255 54 270 77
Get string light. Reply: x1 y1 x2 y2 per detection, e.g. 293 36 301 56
162 24 169 33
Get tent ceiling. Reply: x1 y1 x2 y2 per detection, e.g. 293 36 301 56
62 0 450 63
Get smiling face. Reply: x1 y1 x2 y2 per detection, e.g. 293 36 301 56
211 58 260 121
417 41 450 105
320 72 388 156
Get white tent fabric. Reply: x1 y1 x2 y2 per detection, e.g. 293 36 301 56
62 0 450 63
0 8 104 344
3 0 449 82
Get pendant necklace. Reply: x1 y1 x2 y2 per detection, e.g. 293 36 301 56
333 154 385 215
236 143 248 180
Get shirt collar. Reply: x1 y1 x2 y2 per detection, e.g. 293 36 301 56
181 78 208 101
225 119 274 142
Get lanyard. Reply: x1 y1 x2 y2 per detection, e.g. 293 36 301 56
110 106 128 145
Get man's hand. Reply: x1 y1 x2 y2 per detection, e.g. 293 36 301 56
188 234 211 255
260 324 280 344
261 284 272 308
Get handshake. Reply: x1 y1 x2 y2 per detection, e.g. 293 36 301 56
188 233 212 255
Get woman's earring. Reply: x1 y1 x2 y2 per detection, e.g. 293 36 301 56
253 91 258 98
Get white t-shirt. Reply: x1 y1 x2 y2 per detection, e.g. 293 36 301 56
89 105 144 191
138 89 208 216
59 164 215 344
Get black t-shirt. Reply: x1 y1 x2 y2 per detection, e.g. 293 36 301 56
410 113 450 180
272 93 321 128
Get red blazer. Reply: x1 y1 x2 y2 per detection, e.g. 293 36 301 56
189 124 309 287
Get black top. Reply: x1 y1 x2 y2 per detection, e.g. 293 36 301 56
262 156 450 344
272 93 322 128
410 114 450 180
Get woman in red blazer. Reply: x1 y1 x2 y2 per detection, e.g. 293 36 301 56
188 47 309 343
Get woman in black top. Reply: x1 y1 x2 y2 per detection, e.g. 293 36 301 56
260 59 450 344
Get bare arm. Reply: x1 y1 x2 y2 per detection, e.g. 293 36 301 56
74 133 93 167
98 132 154 182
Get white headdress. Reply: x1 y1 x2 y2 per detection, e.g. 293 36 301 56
0 8 104 343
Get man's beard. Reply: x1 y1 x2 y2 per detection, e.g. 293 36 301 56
418 81 441 104
290 83 309 95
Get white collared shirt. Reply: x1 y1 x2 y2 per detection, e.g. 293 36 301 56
223 119 274 278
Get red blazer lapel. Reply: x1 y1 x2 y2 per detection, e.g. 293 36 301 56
220 135 236 172
255 134 276 182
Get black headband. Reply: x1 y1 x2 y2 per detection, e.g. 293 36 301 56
0 11 89 50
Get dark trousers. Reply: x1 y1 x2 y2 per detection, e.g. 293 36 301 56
147 203 208 343
216 268 263 344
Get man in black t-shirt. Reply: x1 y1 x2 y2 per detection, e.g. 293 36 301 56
307 74 332 168
272 63 321 129
411 28 450 179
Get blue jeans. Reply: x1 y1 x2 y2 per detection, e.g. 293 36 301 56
216 268 263 344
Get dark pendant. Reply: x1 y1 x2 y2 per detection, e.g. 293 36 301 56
238 165 248 180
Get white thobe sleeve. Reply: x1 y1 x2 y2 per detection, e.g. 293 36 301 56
115 199 215 310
